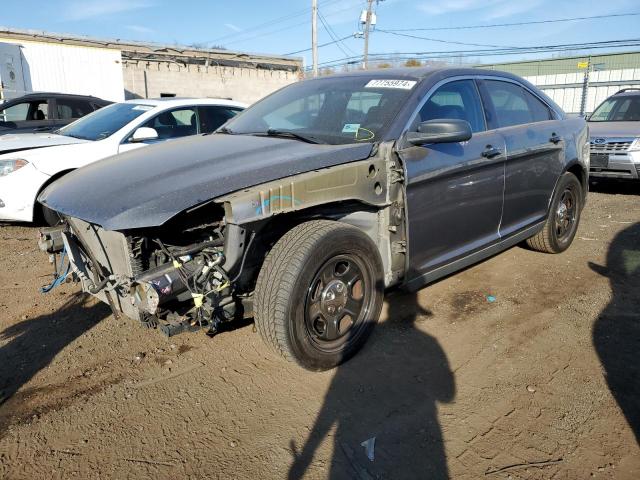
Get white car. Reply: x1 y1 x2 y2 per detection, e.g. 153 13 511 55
0 98 246 224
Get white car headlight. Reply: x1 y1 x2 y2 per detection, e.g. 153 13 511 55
629 137 640 152
0 159 29 177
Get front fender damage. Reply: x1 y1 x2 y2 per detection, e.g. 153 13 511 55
38 144 408 338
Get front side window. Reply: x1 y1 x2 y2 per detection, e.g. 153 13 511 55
58 103 155 141
142 107 198 140
590 96 640 122
224 76 418 144
482 80 551 128
417 80 485 133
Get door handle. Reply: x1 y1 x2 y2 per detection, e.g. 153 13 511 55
482 145 502 159
550 133 562 144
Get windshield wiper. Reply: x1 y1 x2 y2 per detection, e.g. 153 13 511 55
262 129 324 144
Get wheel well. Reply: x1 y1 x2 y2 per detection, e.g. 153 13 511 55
237 200 382 291
33 169 74 218
566 163 587 198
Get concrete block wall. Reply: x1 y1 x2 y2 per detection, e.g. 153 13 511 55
123 61 299 104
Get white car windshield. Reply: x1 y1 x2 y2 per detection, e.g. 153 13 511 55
57 103 155 140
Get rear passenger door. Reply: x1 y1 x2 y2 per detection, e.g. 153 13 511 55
478 79 564 237
402 79 506 281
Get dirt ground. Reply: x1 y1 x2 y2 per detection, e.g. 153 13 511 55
0 180 638 480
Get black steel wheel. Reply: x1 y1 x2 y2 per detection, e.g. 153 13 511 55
527 172 583 253
254 220 384 370
304 254 374 354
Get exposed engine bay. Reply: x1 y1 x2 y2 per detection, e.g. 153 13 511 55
39 202 255 337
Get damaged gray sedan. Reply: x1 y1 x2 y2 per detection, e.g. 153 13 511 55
38 67 589 370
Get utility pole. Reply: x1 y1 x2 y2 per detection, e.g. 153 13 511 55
312 0 318 77
579 56 591 117
363 0 374 69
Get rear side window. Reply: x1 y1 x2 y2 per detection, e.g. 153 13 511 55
0 100 48 121
56 98 94 119
417 80 485 133
143 107 198 140
199 106 242 133
482 80 551 128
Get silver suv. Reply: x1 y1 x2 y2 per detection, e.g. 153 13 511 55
588 88 640 180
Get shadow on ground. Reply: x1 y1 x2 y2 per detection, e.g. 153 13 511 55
289 289 455 480
589 178 640 196
591 222 640 444
0 292 109 437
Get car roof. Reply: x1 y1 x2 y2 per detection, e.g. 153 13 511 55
124 98 247 108
6 92 107 101
301 66 529 84
612 89 640 97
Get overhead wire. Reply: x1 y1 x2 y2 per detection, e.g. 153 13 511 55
383 12 640 32
308 38 640 69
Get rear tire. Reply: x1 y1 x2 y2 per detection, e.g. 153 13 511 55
526 172 582 253
254 220 384 371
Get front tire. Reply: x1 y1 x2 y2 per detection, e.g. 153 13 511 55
254 220 384 371
526 172 582 253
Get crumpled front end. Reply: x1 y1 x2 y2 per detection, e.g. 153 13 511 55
39 203 246 337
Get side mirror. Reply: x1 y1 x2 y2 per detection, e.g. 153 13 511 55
406 119 472 146
130 127 158 143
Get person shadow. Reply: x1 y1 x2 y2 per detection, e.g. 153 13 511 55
288 288 455 479
0 292 109 438
590 221 640 444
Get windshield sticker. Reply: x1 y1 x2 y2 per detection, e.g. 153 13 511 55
132 105 155 111
365 79 417 90
342 123 360 133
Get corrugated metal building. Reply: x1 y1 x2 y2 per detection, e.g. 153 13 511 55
0 28 302 104
480 51 640 114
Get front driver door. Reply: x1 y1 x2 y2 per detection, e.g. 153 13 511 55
400 79 506 285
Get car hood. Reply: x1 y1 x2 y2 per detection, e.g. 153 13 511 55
0 132 88 155
39 133 374 231
588 121 640 138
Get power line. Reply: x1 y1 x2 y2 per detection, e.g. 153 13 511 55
318 9 355 57
216 2 361 48
376 29 516 49
384 12 640 32
284 34 355 56
201 0 344 46
308 38 640 69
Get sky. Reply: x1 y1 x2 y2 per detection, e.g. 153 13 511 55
2 0 640 69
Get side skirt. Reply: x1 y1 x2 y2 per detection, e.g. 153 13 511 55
404 220 545 292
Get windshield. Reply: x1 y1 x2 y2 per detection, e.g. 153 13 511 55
58 103 155 140
223 76 419 144
590 95 640 122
